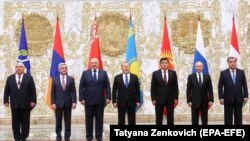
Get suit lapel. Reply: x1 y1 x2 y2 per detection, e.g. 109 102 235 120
19 74 26 90
65 76 70 91
119 74 127 89
227 69 235 85
96 70 101 84
12 75 19 90
158 70 165 84
57 77 64 91
88 70 95 84
193 73 200 86
235 69 239 85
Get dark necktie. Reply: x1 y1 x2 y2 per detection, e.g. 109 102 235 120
17 76 21 89
232 70 236 84
163 70 167 84
62 76 66 90
198 73 202 86
125 74 129 88
93 70 97 81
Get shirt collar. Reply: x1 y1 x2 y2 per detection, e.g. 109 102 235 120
92 69 98 72
15 73 24 78
60 74 67 78
161 69 168 73
196 72 203 75
230 69 236 72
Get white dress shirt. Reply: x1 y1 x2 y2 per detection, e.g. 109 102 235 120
60 74 67 86
16 74 23 89
92 69 98 80
196 72 203 83
161 69 168 82
123 73 130 84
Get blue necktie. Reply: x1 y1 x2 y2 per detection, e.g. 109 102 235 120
125 74 129 88
232 70 236 84
93 70 97 81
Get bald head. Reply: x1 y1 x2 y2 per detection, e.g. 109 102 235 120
90 58 99 70
195 61 203 73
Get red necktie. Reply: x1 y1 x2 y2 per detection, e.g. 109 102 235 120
163 70 167 84
62 76 66 90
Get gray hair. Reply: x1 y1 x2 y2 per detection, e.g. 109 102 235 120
58 62 67 70
195 61 203 66
15 62 25 68
120 61 129 67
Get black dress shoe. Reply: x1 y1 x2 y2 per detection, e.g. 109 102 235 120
64 138 70 141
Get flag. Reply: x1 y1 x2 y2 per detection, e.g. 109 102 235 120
192 18 211 112
192 19 209 74
126 16 143 112
229 16 241 68
160 16 177 115
87 15 103 69
87 15 108 106
17 19 31 75
46 17 65 111
229 16 245 108
161 16 174 70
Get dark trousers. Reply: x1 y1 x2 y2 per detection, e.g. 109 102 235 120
11 108 30 140
118 106 136 125
85 105 104 140
191 104 208 125
224 102 242 125
155 102 174 125
55 106 72 140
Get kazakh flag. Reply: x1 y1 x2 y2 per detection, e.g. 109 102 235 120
126 17 143 112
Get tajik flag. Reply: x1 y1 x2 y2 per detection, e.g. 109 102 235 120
229 16 241 68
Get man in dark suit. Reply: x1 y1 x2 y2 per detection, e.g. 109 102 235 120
218 57 248 125
112 62 140 125
79 58 111 141
51 63 77 141
3 62 36 141
186 61 214 125
151 57 179 125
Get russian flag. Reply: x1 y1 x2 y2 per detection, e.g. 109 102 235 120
192 19 209 74
46 18 65 111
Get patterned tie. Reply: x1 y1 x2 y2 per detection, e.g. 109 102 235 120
232 70 236 84
93 70 97 81
125 74 129 88
198 73 202 86
62 76 66 90
163 70 167 84
17 75 21 89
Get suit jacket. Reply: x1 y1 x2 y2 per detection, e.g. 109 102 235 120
79 69 111 105
218 68 248 104
4 73 36 109
112 73 140 108
186 73 214 107
151 69 179 105
51 76 77 108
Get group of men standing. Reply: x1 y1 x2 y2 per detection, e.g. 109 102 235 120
3 56 248 141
